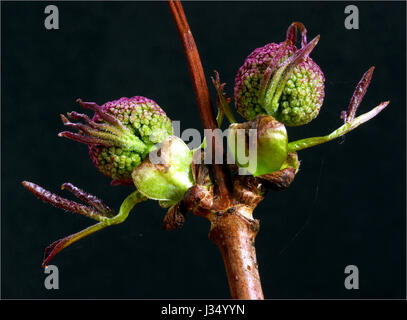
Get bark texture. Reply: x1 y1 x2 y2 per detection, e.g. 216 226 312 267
209 205 263 299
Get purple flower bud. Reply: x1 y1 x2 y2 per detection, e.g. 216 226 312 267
60 96 173 185
234 22 325 126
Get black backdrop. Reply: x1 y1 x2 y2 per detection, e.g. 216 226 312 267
1 1 405 299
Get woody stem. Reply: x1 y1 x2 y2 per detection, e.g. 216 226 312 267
208 206 263 299
168 0 264 299
168 0 230 202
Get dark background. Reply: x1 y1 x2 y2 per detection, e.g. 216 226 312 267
1 1 405 299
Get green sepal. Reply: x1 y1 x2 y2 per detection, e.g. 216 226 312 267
132 136 194 205
280 152 300 173
227 116 289 177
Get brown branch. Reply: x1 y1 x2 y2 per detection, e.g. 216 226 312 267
168 0 231 203
209 206 263 299
168 0 266 299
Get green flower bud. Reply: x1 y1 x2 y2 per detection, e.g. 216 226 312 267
227 115 288 177
59 96 173 185
234 22 325 127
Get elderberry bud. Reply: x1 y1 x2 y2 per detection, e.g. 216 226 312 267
59 96 173 185
234 22 325 126
227 115 288 177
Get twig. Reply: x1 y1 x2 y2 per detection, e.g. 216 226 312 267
168 0 231 203
168 0 265 299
